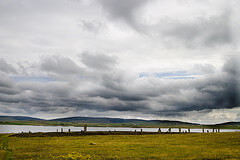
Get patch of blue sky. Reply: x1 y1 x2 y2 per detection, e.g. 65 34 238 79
139 71 196 79
10 76 55 83
165 76 195 79
139 73 149 78
153 71 188 78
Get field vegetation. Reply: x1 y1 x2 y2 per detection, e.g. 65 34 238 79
0 132 240 160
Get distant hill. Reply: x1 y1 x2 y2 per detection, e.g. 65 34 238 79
51 116 143 123
0 115 200 126
214 122 240 126
50 116 200 126
0 115 239 128
0 115 44 121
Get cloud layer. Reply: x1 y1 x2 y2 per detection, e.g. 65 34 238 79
0 53 239 123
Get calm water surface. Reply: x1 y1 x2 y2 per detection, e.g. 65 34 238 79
0 125 240 133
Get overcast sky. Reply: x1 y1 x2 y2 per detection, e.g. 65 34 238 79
0 0 240 124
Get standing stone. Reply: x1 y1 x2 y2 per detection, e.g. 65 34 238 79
158 128 161 133
188 128 191 133
61 128 63 132
68 129 71 133
141 129 143 133
212 129 214 132
84 125 87 132
169 128 171 133
218 129 220 132
179 128 181 133
202 128 204 133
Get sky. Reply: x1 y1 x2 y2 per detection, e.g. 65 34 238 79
0 0 240 124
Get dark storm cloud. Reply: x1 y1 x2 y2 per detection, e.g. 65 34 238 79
0 54 239 117
165 76 238 112
0 75 20 107
89 87 148 101
223 55 240 76
0 74 20 95
83 54 240 114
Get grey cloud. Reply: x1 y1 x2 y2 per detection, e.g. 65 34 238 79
0 74 14 88
149 10 232 48
40 56 82 75
0 59 17 74
80 52 117 70
98 0 148 29
78 20 106 34
191 64 215 74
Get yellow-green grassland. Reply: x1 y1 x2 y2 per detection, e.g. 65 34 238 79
0 132 240 160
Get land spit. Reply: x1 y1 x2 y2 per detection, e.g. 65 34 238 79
10 131 207 137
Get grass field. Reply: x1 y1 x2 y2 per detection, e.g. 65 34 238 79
1 132 240 160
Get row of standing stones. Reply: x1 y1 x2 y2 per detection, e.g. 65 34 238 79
55 125 221 133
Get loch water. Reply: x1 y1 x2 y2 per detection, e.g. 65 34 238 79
0 125 240 133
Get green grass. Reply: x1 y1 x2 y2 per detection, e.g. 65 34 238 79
0 135 12 160
0 135 8 160
0 132 239 160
